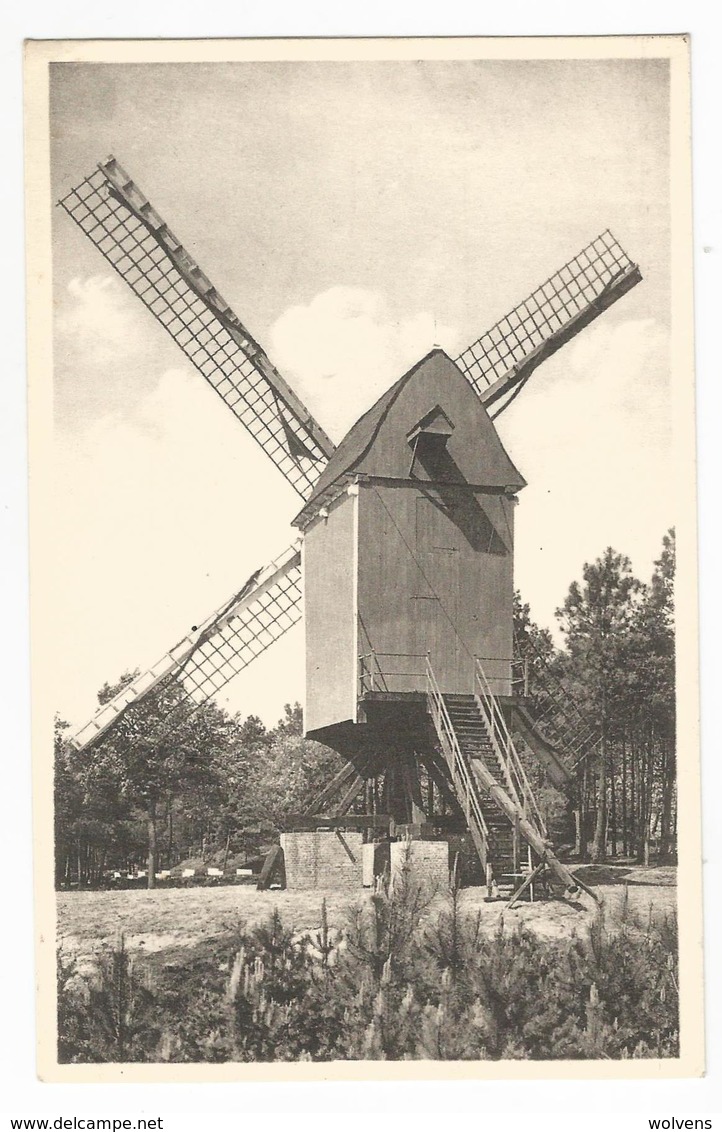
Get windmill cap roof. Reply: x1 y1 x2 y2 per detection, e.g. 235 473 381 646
293 348 524 527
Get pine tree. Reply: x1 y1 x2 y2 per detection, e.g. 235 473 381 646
556 549 642 861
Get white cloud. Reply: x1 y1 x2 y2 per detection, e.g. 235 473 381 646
54 283 463 730
52 364 302 728
54 286 672 731
496 316 673 634
271 287 459 441
56 276 147 364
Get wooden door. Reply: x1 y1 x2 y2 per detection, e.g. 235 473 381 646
412 495 462 689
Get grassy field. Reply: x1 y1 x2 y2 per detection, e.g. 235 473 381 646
56 864 679 1062
57 863 676 965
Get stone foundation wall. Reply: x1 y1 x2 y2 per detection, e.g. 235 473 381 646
280 831 364 890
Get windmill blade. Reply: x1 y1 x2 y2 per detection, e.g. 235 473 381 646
59 156 335 500
69 544 302 753
456 231 642 418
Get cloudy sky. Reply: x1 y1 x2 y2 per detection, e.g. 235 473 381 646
50 56 672 728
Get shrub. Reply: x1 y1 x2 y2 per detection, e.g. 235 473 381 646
58 935 160 1062
58 883 679 1063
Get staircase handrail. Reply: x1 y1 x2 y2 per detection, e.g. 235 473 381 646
359 650 429 696
474 658 547 838
425 657 490 853
426 659 583 898
358 651 384 694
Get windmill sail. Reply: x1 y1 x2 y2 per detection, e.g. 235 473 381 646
59 157 335 500
456 231 642 418
68 544 302 753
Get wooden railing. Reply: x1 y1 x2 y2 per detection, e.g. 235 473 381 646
474 658 547 839
358 651 428 696
425 657 583 897
425 657 490 869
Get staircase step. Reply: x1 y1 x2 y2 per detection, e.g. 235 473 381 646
436 690 546 885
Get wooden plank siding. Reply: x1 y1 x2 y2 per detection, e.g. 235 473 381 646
357 482 515 695
303 489 357 732
302 351 523 734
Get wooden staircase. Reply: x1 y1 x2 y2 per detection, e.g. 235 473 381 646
442 694 516 881
425 658 581 898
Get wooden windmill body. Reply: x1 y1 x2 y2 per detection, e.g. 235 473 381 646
60 156 643 895
300 348 522 726
295 351 519 815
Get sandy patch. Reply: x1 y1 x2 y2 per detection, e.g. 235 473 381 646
56 867 676 965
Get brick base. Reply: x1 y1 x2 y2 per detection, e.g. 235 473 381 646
390 840 450 893
280 831 363 890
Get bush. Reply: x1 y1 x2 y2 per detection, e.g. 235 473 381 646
58 882 679 1063
58 935 160 1062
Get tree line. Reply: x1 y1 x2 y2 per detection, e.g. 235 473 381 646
55 529 676 886
515 529 676 865
54 698 344 888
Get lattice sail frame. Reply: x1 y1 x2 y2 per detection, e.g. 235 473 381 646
59 157 334 500
69 545 302 752
60 158 641 754
459 230 642 417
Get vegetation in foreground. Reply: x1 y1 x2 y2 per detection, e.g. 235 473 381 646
57 869 679 1064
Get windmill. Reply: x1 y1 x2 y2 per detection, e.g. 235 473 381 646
59 156 641 898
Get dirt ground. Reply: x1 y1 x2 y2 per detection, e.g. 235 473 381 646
56 863 676 964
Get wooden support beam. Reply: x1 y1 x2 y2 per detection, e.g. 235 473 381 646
466 757 580 895
305 759 358 813
402 755 427 825
364 777 373 815
513 812 521 874
569 871 601 904
423 751 461 815
257 844 285 891
332 774 364 817
394 765 408 823
281 813 391 832
505 859 545 910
